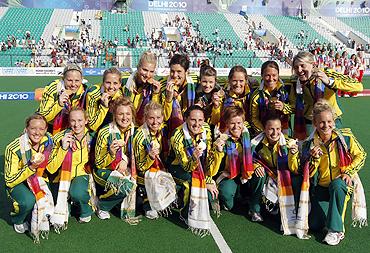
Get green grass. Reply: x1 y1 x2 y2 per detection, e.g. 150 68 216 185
0 76 369 252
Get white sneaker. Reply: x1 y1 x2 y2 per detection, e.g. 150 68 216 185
248 210 264 222
14 222 29 234
323 231 345 246
145 210 159 220
79 216 91 223
97 210 111 220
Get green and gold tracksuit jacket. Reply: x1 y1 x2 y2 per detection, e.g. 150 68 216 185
302 128 366 188
4 133 53 188
287 68 363 121
86 83 123 132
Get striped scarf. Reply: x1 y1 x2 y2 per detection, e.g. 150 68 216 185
294 78 325 140
182 123 210 237
168 76 196 136
106 122 138 224
19 132 54 243
125 71 154 126
50 131 77 233
142 124 177 214
53 80 87 134
252 133 310 239
258 80 289 131
225 126 254 181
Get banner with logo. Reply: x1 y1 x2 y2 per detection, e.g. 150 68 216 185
0 92 35 100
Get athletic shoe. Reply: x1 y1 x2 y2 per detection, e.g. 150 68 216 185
323 231 345 246
96 210 111 220
14 222 29 234
248 211 263 222
145 210 159 220
79 216 91 223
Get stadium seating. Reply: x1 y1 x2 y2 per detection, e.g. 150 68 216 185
186 12 262 68
265 15 329 47
101 11 145 46
81 10 101 40
339 16 370 39
0 8 52 66
42 9 74 46
0 8 52 42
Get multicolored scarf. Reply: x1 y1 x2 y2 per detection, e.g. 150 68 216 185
125 71 154 126
258 80 289 131
182 123 210 237
142 124 177 215
167 76 196 136
50 134 74 233
252 133 310 239
294 78 325 140
51 129 95 233
214 126 253 186
225 126 254 181
19 132 54 243
106 122 138 224
53 80 87 134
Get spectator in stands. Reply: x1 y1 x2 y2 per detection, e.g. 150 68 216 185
37 64 90 134
4 114 54 240
250 61 292 135
301 99 366 246
86 67 123 132
289 51 363 141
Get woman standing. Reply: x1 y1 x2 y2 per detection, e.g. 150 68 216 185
122 51 164 126
86 67 123 132
159 54 199 135
250 61 292 135
290 51 363 140
211 65 256 130
38 64 89 134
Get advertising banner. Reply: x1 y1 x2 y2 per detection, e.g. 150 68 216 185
0 92 35 100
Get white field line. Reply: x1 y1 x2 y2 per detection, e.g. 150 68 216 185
210 218 233 253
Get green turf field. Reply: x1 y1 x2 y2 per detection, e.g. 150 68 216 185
0 76 369 252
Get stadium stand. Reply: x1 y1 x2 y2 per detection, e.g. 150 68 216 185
265 15 329 48
142 11 162 35
42 9 74 47
0 8 52 66
339 16 370 39
81 9 101 40
186 12 262 68
101 10 145 46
